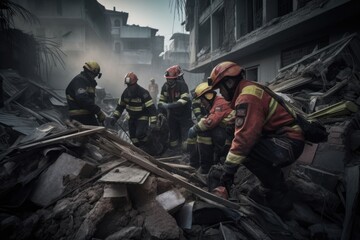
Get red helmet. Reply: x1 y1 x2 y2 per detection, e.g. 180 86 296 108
164 65 183 79
124 72 138 85
208 61 243 89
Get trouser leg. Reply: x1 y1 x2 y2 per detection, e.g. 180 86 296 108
135 118 149 146
197 131 214 174
168 115 180 149
187 136 199 168
210 127 227 164
128 118 140 146
245 137 304 213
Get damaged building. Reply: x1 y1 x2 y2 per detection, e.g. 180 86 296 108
1 0 360 239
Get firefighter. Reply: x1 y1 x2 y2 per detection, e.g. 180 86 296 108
158 65 192 152
209 61 305 214
65 61 106 125
109 72 157 148
187 88 208 169
188 82 235 174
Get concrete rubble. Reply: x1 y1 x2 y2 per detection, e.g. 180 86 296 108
1 35 360 240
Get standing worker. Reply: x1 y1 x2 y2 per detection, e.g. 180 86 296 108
158 65 192 152
109 72 157 149
209 61 305 214
65 61 106 125
188 82 235 174
148 78 159 106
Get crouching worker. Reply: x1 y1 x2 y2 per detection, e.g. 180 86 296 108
109 72 157 149
187 82 235 174
209 61 305 215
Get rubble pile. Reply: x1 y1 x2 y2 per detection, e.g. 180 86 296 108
0 34 360 239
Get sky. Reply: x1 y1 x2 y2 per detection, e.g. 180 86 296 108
98 0 188 50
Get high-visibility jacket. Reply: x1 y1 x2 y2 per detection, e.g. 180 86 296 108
114 84 157 123
159 80 191 119
191 98 207 122
65 72 100 116
226 80 304 166
195 96 235 131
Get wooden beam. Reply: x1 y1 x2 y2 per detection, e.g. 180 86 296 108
17 127 105 151
99 136 239 209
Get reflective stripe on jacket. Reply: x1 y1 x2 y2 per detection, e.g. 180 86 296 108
197 96 234 131
114 84 157 123
65 72 100 115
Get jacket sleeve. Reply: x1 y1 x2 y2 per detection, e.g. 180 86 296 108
177 82 190 105
225 94 265 167
113 94 126 118
192 98 204 121
73 78 100 114
143 90 157 123
158 85 168 105
197 103 227 131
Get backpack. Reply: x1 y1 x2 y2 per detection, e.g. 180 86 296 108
255 83 328 143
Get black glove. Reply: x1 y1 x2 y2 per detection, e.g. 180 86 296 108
96 110 106 124
219 172 234 194
109 116 118 126
188 125 198 139
149 122 157 131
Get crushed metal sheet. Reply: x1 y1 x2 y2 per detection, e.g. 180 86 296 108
99 166 150 184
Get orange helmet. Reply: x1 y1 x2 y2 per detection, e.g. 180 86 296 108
124 72 138 85
164 65 183 79
208 61 243 89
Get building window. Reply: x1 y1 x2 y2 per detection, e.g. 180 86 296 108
114 19 120 27
246 66 258 82
278 0 292 17
298 0 313 9
199 0 211 12
198 19 210 58
56 0 62 15
212 7 225 50
281 38 329 67
236 0 263 39
115 42 121 53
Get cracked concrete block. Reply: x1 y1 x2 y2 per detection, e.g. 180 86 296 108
30 153 97 207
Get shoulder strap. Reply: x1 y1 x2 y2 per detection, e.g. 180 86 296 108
252 82 296 118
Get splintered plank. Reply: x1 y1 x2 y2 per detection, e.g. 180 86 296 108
95 133 240 210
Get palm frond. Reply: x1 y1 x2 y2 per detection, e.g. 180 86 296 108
0 0 38 30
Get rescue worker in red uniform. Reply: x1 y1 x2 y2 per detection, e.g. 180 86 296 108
109 72 157 148
158 65 192 151
209 61 305 214
66 61 106 126
187 88 208 169
188 82 235 174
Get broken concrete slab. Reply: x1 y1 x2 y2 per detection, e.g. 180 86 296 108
103 184 128 200
156 189 185 213
30 152 97 207
99 166 149 184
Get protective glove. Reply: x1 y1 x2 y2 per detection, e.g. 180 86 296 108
219 172 234 195
109 116 118 126
188 125 198 139
96 110 106 124
149 122 157 131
